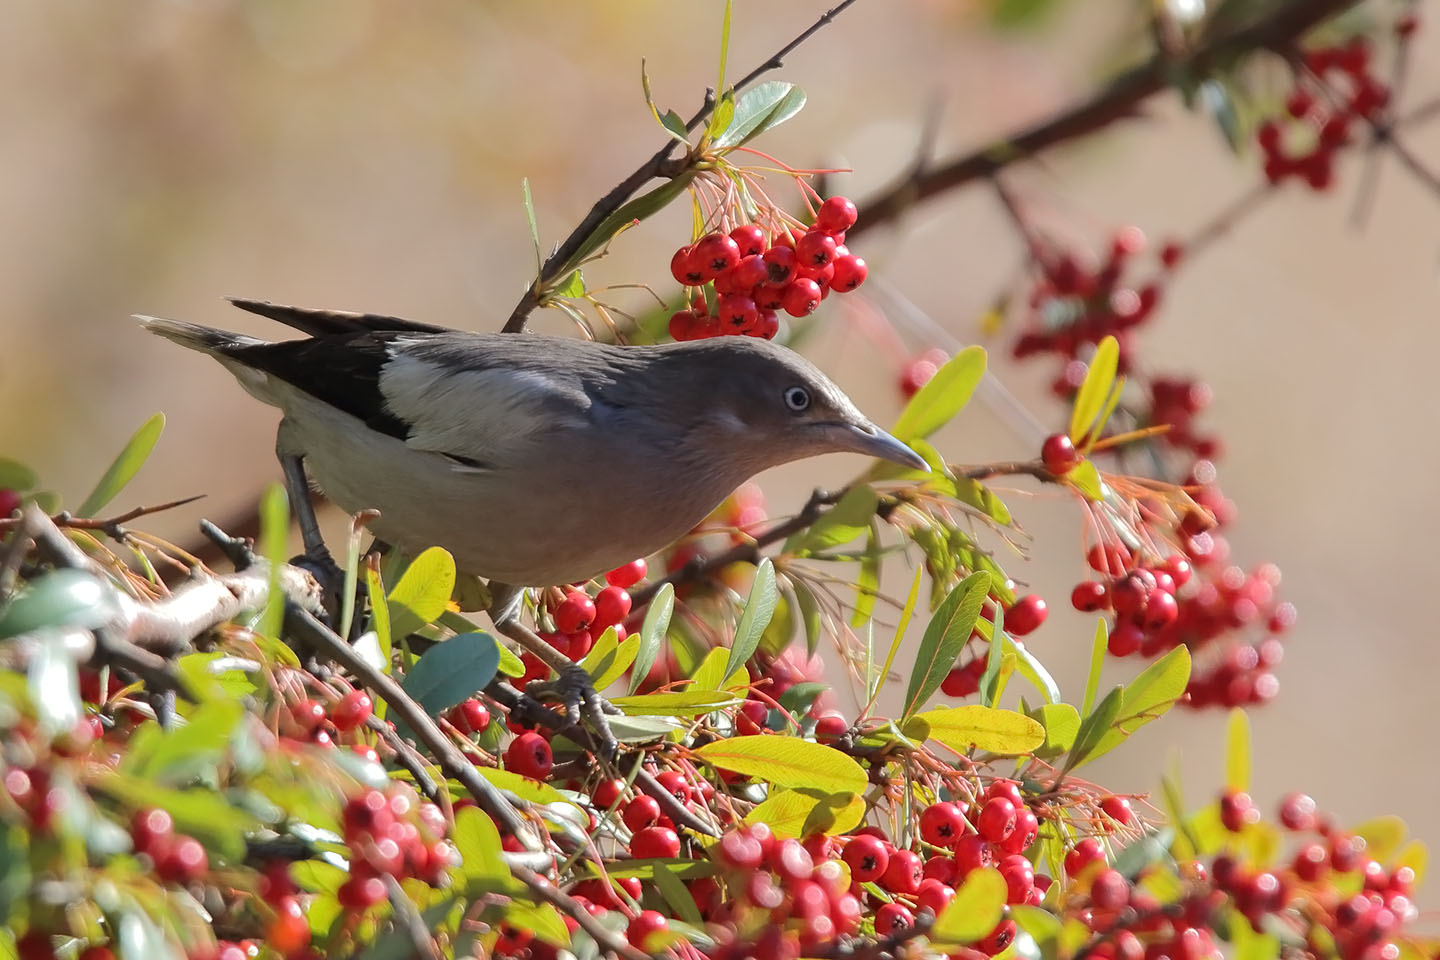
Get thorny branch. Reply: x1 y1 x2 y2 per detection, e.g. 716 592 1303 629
499 0 863 334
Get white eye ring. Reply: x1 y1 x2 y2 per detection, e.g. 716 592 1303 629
783 386 811 412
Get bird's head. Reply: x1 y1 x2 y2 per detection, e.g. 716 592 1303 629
654 336 929 475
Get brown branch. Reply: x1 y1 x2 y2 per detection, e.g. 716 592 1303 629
0 495 205 535
511 862 651 960
382 873 443 960
499 0 863 334
846 0 1360 240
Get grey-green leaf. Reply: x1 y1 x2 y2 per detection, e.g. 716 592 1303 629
714 81 807 149
399 632 501 720
902 571 991 719
78 412 164 517
722 558 776 685
629 582 674 694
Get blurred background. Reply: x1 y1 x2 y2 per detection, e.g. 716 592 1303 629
3 0 1438 899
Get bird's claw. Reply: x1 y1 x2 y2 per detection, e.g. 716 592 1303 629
288 549 347 626
527 663 619 760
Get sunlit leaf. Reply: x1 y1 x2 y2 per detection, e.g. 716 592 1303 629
453 807 514 891
691 646 748 693
723 558 776 685
872 566 923 709
78 412 164 517
522 177 542 274
1066 459 1105 500
610 690 740 717
507 901 571 947
1030 702 1080 758
793 578 822 659
366 562 393 669
256 483 288 640
902 571 990 719
952 476 1012 525
1082 618 1108 717
850 528 880 628
713 81 807 149
744 789 864 838
1080 646 1192 764
693 735 866 795
387 547 457 639
786 485 879 554
891 346 987 443
478 767 572 807
1069 336 1118 444
930 867 1007 945
1065 685 1123 771
1354 816 1408 862
905 704 1045 756
0 458 37 491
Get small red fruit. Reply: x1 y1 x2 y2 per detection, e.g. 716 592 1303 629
882 848 924 895
830 254 868 292
605 559 646 588
781 278 823 317
1005 595 1048 636
1091 868 1130 910
330 690 373 732
630 825 681 859
505 732 553 780
1041 433 1080 474
626 910 669 951
815 196 859 234
977 797 1018 844
841 833 890 882
1100 796 1134 826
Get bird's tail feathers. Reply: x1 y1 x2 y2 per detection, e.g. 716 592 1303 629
135 315 266 355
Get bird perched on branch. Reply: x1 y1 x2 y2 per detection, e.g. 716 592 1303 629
139 298 927 753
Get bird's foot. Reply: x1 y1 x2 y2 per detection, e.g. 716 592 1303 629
526 663 621 760
288 548 348 627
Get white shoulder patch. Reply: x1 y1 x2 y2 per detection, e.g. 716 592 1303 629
378 350 586 465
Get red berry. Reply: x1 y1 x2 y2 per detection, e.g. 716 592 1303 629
977 797 1018 844
0 489 20 519
131 807 174 855
1110 572 1151 615
505 732 553 780
16 934 55 960
338 873 387 908
1110 225 1146 259
631 825 681 859
626 910 669 951
449 698 490 735
796 230 837 268
753 281 787 311
882 848 924 894
1219 790 1259 832
1001 805 1038 855
1091 868 1130 910
874 902 915 935
900 358 939 398
916 878 956 917
830 254 867 292
940 665 980 698
998 853 1034 903
730 254 769 291
815 196 858 234
1160 241 1184 269
978 918 1017 955
668 310 700 342
954 833 994 877
1100 796 1134 826
1071 581 1108 612
1041 433 1079 474
622 795 661 831
331 690 373 732
670 246 704 286
1142 590 1179 631
762 245 797 282
919 801 968 848
781 278 823 317
593 585 632 630
1065 838 1106 877
1107 621 1144 657
842 834 890 882
1005 595 1048 636
716 294 759 334
1279 792 1317 831
986 779 1023 807
717 827 765 870
293 699 327 732
728 224 765 257
554 592 595 633
749 309 780 340
694 233 741 275
267 897 312 955
814 713 848 743
605 559 646 588
156 835 209 884
77 949 116 960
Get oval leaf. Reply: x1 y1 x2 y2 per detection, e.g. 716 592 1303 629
1069 336 1118 443
743 788 864 838
693 735 866 795
629 582 674 694
902 570 991 718
785 485 879 554
0 458 38 491
610 690 740 717
891 346 986 443
387 547 457 639
930 867 1007 945
905 705 1046 755
399 631 501 717
723 558 776 684
714 81 807 149
78 412 164 517
1226 707 1251 793
1083 645 1191 763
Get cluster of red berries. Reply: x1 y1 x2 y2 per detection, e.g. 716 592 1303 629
338 784 458 906
1070 544 1193 656
0 488 20 519
1210 790 1418 960
668 196 868 342
1258 36 1391 191
284 687 375 749
937 593 1048 699
510 559 646 686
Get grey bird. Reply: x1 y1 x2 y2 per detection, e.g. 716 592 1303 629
138 298 927 750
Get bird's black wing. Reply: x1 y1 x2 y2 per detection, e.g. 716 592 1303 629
228 297 448 337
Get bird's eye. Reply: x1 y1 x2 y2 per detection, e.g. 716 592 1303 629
783 386 811 412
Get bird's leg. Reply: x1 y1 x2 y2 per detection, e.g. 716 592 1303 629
279 452 346 615
487 582 620 760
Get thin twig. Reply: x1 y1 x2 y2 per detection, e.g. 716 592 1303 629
499 0 863 334
0 496 205 534
382 873 443 960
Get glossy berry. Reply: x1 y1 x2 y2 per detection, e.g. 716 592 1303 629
1065 838 1105 877
978 918 1017 956
730 224 766 257
781 278 823 317
694 233 741 275
626 910 669 951
156 835 209 884
0 489 20 519
670 246 704 285
1001 805 1039 855
940 663 981 698
338 873 387 908
875 902 915 936
1100 796 1134 826
842 833 890 882
449 698 490 735
131 807 174 855
631 825 681 859
815 196 858 234
554 592 595 633
954 832 994 877
915 877 956 916
505 732 553 780
1005 595 1048 636
622 795 661 831
1219 790 1259 832
717 294 759 333
717 827 766 870
998 853 1034 903
977 797 1018 844
1279 792 1317 831
830 255 867 291
330 690 373 732
919 801 967 848
882 848 924 894
1041 433 1080 474
1071 581 1108 612
762 245 797 282
1090 868 1130 909
593 585 632 630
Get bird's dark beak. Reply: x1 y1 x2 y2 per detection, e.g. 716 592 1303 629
835 421 930 472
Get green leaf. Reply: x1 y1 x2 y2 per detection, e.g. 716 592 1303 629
1012 905 1062 953
902 571 990 719
554 269 585 299
1000 631 1059 704
708 94 735 140
478 767 572 807
930 867 1007 945
582 628 640 690
629 583 674 694
794 579 822 659
605 714 682 743
1030 702 1080 758
979 604 1005 707
1226 708 1251 793
776 682 829 719
1069 336 1118 444
713 81 807 149
0 459 37 491
904 705 1046 756
124 700 245 785
654 862 704 926
95 775 259 861
715 0 732 95
850 527 880 628
660 109 689 142
693 735 866 795
365 562 393 669
871 566 924 707
743 788 864 838
387 547 457 639
453 806 514 892
256 483 288 641
691 646 748 693
522 178 542 275
398 632 501 717
723 558 776 685
0 569 119 639
77 412 164 517
891 346 987 443
1082 618 1107 717
610 690 740 717
786 485 878 554
1066 685 1124 771
1066 459 1105 500
989 0 1063 29
952 476 1012 525
1081 646 1192 764
562 170 698 275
